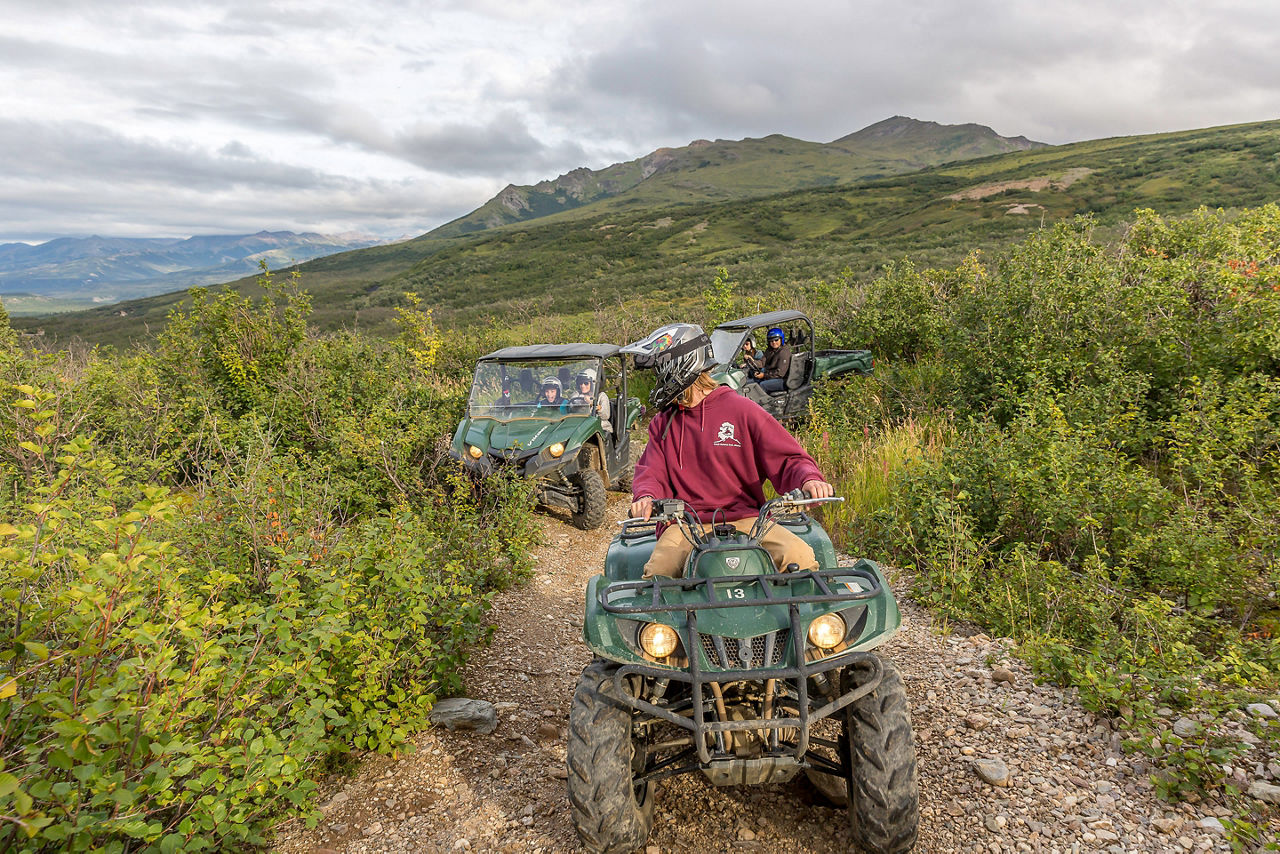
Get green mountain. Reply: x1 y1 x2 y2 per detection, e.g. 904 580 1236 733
15 117 1280 348
429 116 1043 237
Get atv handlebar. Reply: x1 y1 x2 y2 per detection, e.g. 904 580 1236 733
619 491 843 544
618 498 687 527
774 488 845 510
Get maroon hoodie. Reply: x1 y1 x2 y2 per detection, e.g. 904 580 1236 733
631 385 823 521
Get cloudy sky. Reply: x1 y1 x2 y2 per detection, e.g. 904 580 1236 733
2 0 1277 244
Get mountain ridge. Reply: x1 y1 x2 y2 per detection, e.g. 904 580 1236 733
428 116 1046 238
14 116 1280 346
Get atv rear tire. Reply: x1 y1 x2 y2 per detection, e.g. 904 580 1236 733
842 657 919 854
566 661 655 853
571 466 608 530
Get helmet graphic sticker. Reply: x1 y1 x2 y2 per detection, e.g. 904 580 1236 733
621 323 719 410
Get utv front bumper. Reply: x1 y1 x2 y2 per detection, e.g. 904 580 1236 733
450 446 587 512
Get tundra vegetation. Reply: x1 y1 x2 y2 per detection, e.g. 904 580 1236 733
17 118 1280 348
0 204 1277 850
802 205 1279 845
0 268 539 851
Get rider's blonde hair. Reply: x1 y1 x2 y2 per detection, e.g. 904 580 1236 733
676 372 721 408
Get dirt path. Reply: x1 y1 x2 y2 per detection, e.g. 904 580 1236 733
274 494 1246 854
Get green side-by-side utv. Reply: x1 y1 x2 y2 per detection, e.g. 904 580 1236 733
450 343 643 529
710 310 873 423
567 491 920 853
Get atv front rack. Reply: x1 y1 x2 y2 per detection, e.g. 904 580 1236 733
598 566 883 614
613 612 884 767
601 567 888 767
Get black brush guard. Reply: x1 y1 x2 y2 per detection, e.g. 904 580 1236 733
600 568 886 768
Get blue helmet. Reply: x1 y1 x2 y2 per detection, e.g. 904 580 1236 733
767 327 785 344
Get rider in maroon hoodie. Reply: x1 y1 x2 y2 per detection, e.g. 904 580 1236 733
624 323 833 579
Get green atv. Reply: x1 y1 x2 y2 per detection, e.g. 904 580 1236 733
710 310 873 424
567 491 919 853
450 344 643 529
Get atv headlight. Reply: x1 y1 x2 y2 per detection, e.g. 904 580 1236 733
639 623 680 658
548 442 565 458
467 445 484 459
808 614 846 650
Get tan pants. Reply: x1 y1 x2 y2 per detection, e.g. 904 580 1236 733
642 518 818 579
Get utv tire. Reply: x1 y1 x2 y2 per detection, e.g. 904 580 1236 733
842 658 919 854
571 466 608 530
566 661 655 853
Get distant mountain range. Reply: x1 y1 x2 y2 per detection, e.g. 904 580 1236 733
430 116 1044 237
16 115 1280 347
0 231 385 314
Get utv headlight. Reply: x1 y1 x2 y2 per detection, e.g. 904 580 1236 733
808 614 846 650
548 442 565 458
467 445 484 459
639 623 680 658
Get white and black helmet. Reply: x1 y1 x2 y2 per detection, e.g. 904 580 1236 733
622 323 718 409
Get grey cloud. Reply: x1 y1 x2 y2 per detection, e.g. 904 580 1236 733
5 0 1278 244
0 177 462 243
0 119 325 189
218 140 255 158
0 134 481 241
533 0 1280 147
0 32 335 126
392 111 590 176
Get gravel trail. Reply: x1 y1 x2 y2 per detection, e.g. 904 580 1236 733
274 493 1254 854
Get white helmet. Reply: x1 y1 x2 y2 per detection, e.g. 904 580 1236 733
622 323 718 409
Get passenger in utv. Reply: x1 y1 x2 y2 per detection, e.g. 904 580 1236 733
751 326 792 393
622 323 834 579
739 337 763 374
570 368 612 434
537 376 568 412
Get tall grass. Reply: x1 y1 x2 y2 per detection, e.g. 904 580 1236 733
804 416 949 554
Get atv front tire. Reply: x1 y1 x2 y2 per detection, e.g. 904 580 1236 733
566 661 655 853
842 657 919 854
571 466 608 530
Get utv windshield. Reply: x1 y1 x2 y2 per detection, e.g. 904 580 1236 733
468 358 604 420
710 327 747 367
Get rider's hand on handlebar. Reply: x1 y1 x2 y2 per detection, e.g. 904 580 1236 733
801 479 835 500
630 496 654 521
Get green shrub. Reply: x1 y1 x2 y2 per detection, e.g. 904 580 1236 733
808 204 1280 807
0 267 540 850
0 426 535 851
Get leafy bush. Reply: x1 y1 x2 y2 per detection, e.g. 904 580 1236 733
807 204 1280 810
0 274 539 851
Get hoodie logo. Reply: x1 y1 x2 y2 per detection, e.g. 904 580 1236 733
714 421 741 447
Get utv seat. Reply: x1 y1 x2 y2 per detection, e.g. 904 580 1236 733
784 352 810 391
